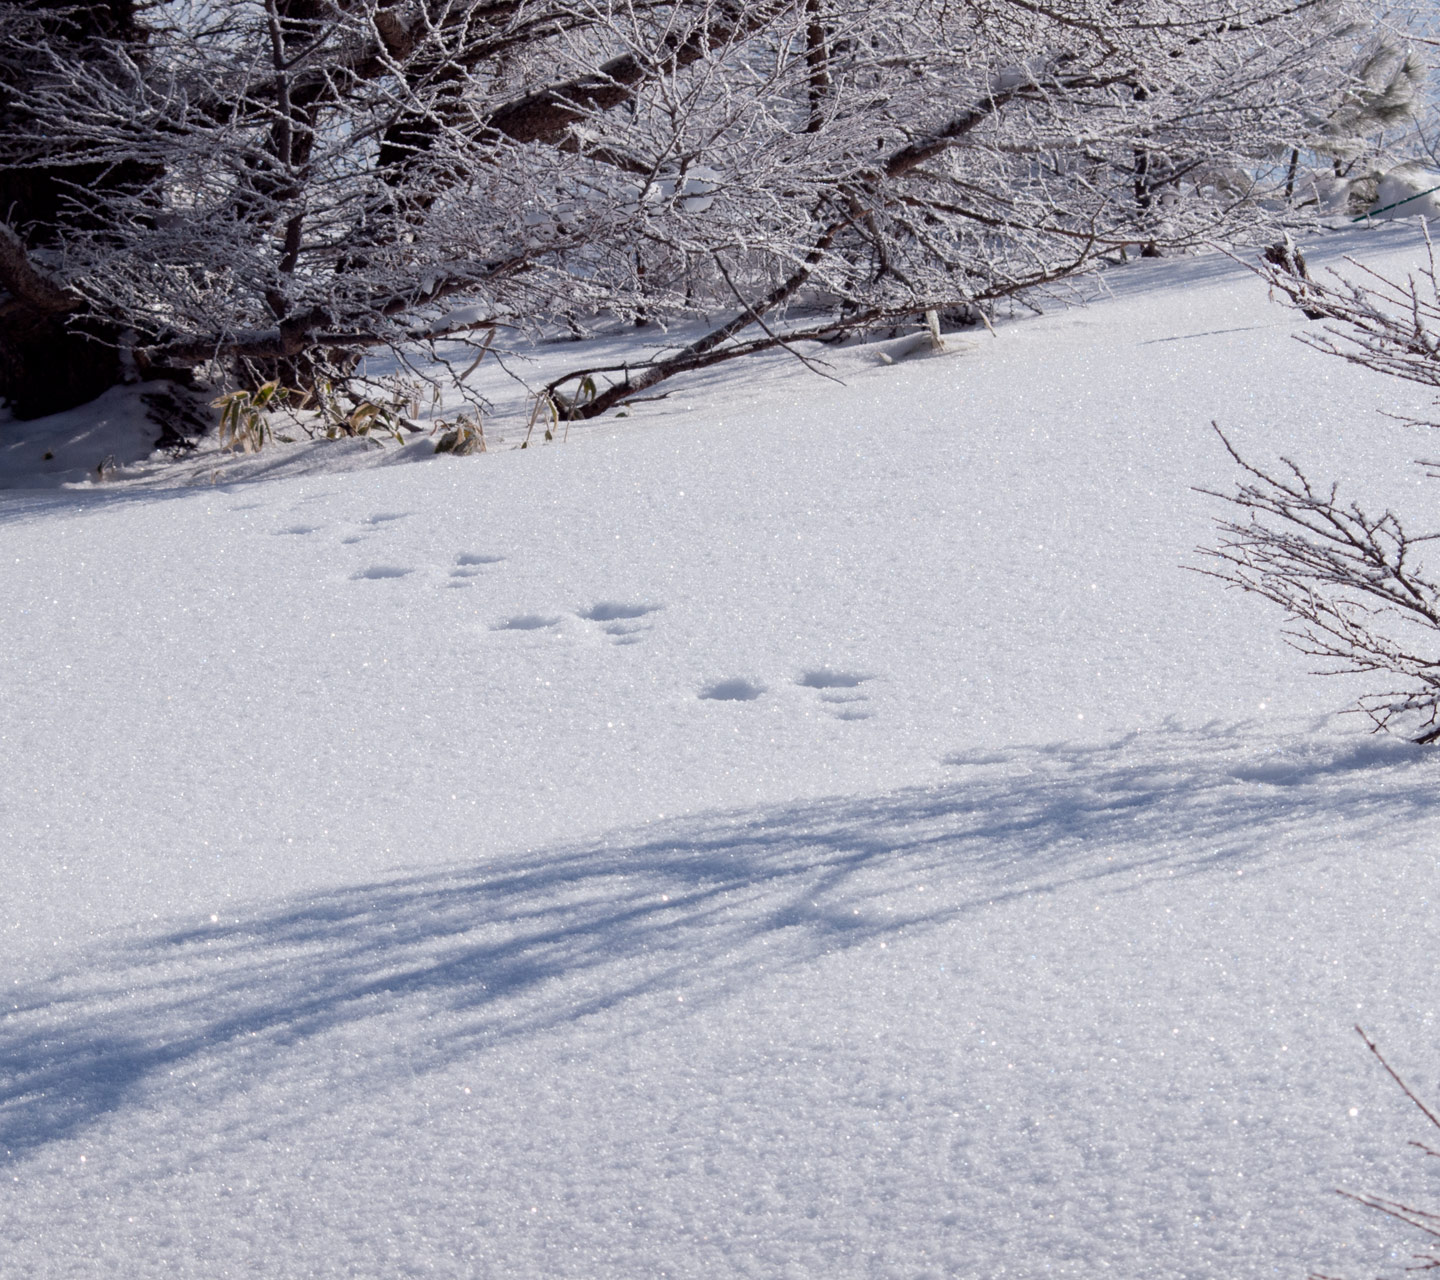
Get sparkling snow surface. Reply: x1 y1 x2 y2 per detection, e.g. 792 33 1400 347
4 224 1440 1278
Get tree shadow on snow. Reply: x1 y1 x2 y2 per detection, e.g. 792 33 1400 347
0 725 1432 1160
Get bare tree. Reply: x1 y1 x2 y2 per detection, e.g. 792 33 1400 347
0 0 1374 425
1201 235 1440 742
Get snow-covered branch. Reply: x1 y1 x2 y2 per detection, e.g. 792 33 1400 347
0 0 1392 418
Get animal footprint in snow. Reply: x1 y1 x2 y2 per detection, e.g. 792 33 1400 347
797 669 876 720
352 565 413 580
274 524 322 537
699 678 765 702
340 513 411 546
492 614 560 632
579 602 661 644
447 552 505 587
798 669 867 690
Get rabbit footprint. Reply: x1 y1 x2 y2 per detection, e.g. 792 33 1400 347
798 669 876 721
579 602 662 645
446 552 505 586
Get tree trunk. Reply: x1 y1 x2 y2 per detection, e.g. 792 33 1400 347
0 312 125 419
0 0 158 416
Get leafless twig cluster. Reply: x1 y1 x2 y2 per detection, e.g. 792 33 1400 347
1263 233 1440 405
1200 424 1440 741
1201 229 1440 741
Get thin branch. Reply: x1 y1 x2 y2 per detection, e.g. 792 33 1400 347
712 252 844 386
1357 1026 1440 1134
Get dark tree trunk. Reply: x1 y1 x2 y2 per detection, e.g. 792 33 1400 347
0 0 158 416
0 312 125 418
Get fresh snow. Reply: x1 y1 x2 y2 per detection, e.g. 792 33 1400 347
3 222 1440 1279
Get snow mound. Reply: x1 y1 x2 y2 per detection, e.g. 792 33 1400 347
1367 162 1440 220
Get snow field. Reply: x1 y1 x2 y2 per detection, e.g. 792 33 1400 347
3 221 1440 1277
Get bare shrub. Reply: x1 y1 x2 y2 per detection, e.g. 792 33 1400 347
1201 234 1440 742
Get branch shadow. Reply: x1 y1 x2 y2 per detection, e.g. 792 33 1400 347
2 727 1432 1162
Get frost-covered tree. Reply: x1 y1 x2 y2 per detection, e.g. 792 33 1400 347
0 0 1375 421
1280 28 1428 212
543 0 1372 418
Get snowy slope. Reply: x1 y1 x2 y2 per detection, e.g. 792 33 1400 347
3 222 1440 1279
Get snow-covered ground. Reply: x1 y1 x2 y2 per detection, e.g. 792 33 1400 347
4 223 1440 1279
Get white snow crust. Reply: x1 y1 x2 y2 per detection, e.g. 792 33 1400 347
3 223 1440 1279
1368 163 1440 220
